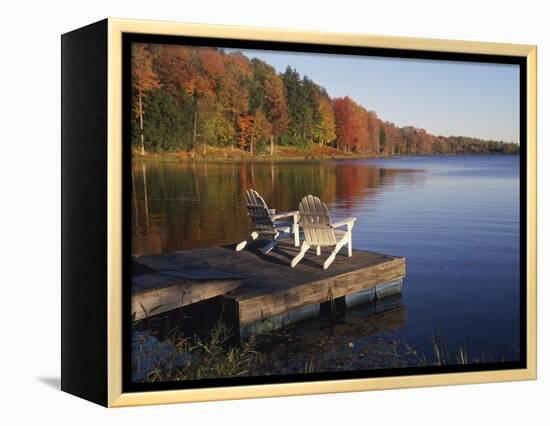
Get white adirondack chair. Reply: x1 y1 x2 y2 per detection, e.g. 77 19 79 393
236 189 299 254
291 195 357 270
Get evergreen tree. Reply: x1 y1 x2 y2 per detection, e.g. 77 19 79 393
281 66 306 146
143 89 188 152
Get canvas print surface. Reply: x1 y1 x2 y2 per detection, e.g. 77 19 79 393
128 40 522 387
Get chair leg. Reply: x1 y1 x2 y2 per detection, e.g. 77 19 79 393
316 246 321 256
236 231 259 251
293 222 299 247
348 232 352 257
323 240 346 270
291 242 310 267
260 233 281 255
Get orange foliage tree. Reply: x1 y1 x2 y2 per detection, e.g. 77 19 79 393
131 44 160 154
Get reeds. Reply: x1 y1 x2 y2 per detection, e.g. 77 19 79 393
133 320 262 382
132 320 517 383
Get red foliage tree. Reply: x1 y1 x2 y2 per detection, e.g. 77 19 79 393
333 97 357 152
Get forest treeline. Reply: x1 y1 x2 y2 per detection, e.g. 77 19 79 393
132 44 519 157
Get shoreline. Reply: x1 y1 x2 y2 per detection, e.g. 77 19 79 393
133 146 518 163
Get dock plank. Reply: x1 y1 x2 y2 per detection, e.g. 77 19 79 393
132 273 240 320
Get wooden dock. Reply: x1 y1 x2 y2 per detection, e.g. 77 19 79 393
132 242 406 333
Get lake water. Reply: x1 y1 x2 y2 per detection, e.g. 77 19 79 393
131 155 520 365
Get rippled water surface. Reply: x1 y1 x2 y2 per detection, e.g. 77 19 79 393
132 155 520 360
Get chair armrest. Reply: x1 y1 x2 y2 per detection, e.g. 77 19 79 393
272 210 299 221
332 217 357 228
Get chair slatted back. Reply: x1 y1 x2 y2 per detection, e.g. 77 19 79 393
298 195 336 246
244 189 276 235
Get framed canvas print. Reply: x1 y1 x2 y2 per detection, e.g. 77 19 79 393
61 18 537 407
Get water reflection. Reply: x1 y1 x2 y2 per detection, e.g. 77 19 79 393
254 296 408 374
131 160 423 255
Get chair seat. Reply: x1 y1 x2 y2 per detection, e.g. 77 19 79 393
273 220 293 229
334 229 348 241
254 220 292 236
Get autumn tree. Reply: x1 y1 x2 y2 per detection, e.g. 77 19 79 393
379 126 387 154
250 59 288 154
151 45 200 100
194 48 231 150
221 52 252 144
316 94 336 145
237 115 254 150
333 96 367 153
381 122 405 155
366 111 380 154
301 76 322 143
250 110 273 154
199 98 236 150
333 97 353 152
132 44 160 154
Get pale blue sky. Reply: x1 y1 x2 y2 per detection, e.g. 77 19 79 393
232 49 519 143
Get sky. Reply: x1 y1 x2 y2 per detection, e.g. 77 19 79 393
232 48 520 143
